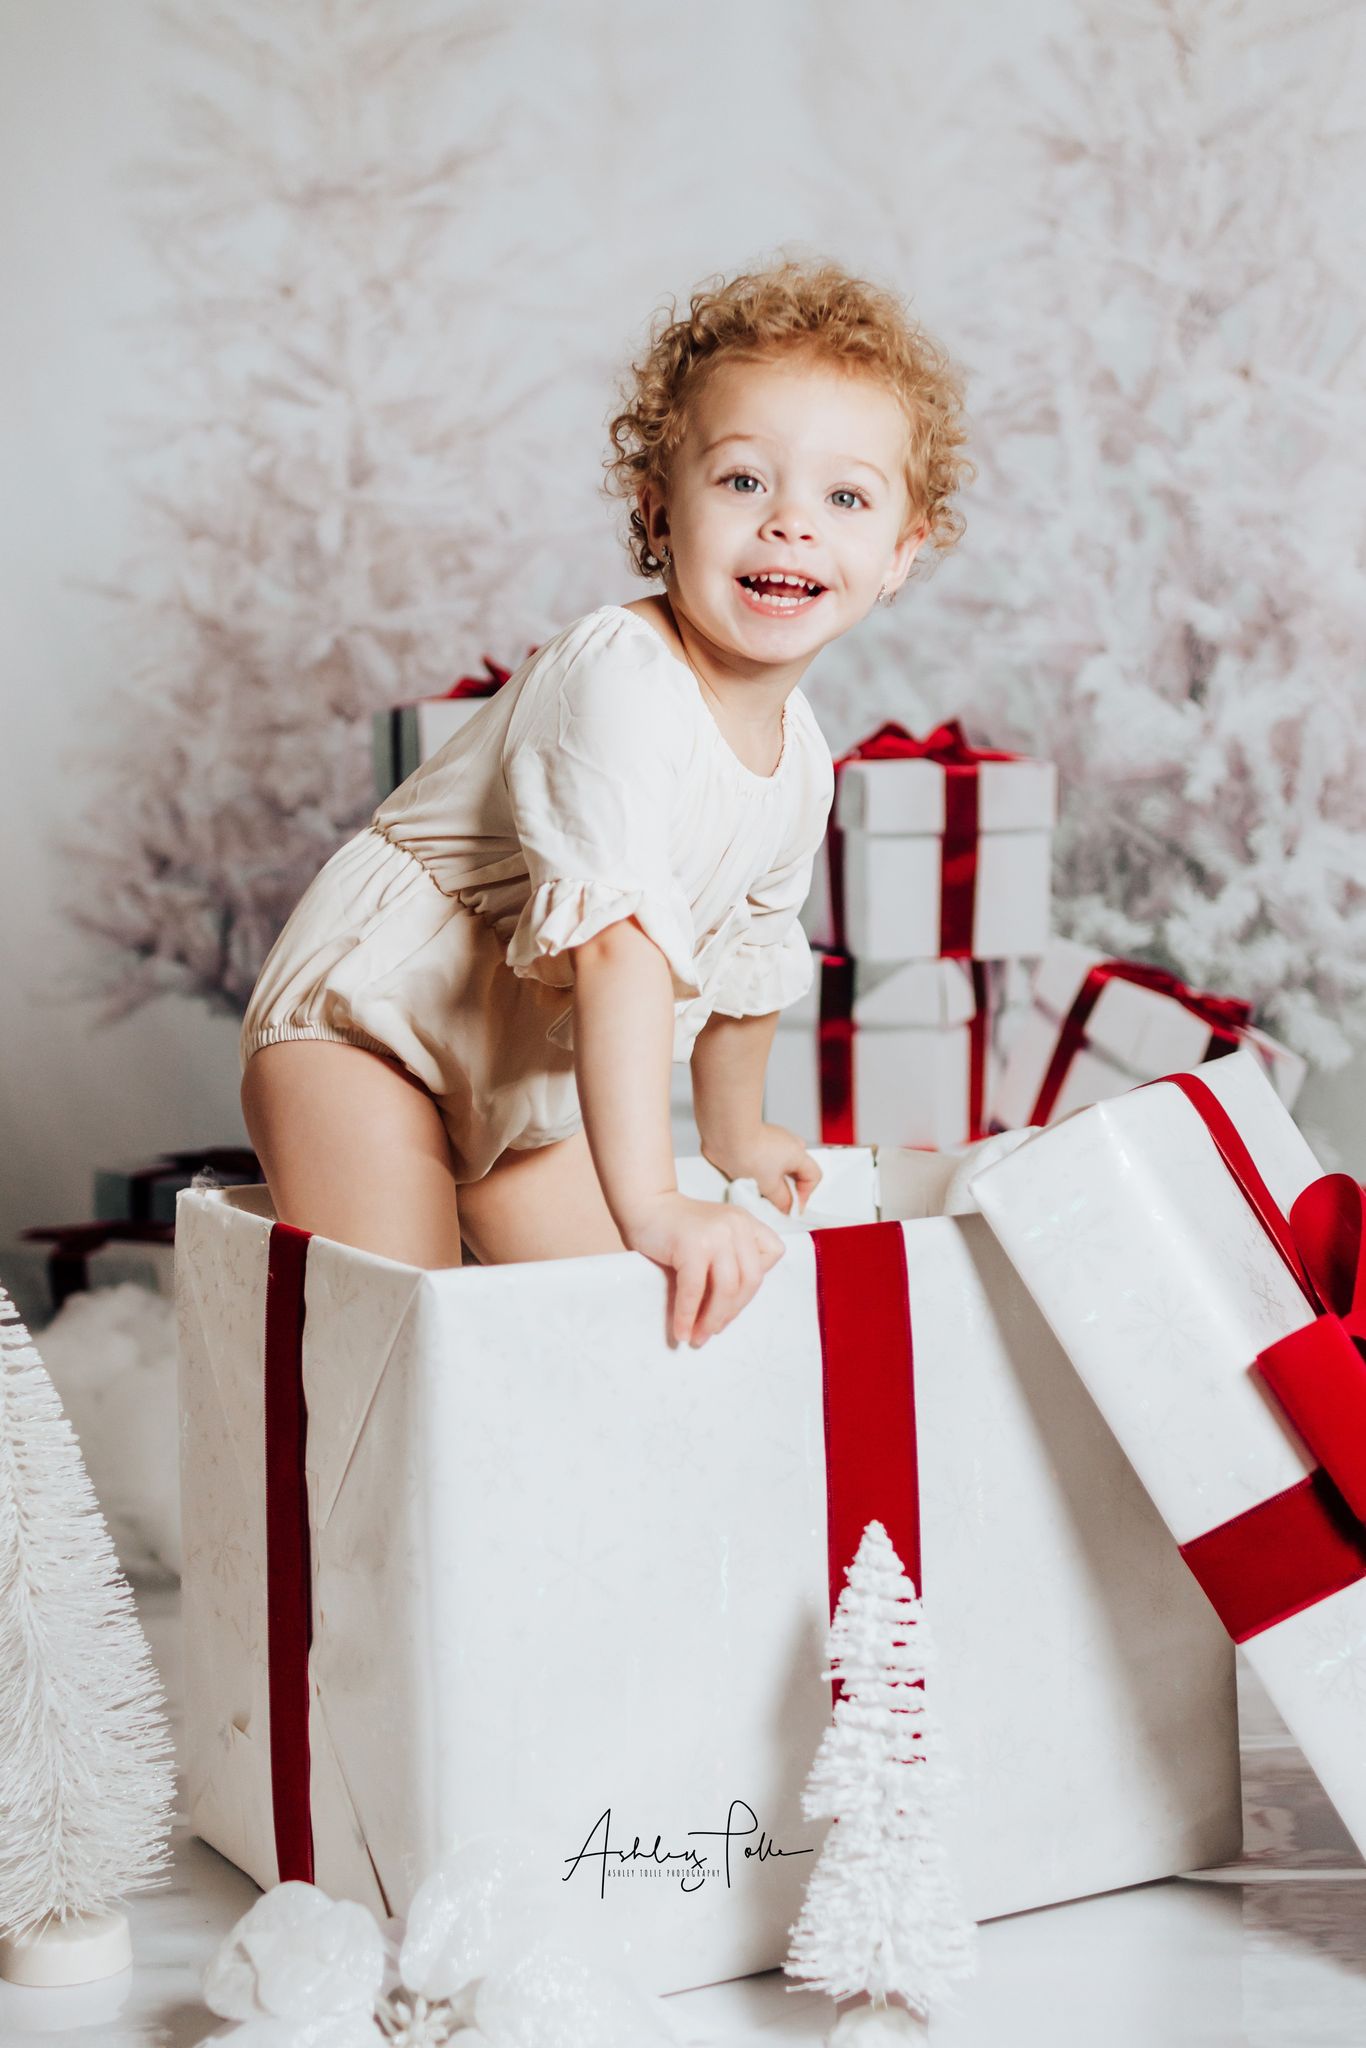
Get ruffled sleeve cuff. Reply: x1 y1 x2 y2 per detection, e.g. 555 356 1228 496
709 920 815 1019
504 877 702 1002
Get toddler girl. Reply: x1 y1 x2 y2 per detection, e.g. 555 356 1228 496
238 258 969 1347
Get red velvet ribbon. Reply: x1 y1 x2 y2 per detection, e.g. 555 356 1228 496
263 1221 316 1882
20 1218 175 1309
827 719 1019 960
817 953 992 1146
812 1220 922 1706
1028 961 1252 1125
1144 1072 1366 1641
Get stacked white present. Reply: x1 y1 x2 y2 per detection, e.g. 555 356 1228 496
772 719 1054 1149
176 1138 1239 1998
972 1046 1366 1857
371 653 526 801
990 932 1307 1129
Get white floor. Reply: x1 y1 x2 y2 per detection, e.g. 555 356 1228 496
4 1585 1366 2046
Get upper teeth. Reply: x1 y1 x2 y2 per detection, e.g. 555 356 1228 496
747 573 820 591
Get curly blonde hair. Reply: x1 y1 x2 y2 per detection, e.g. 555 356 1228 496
603 257 974 581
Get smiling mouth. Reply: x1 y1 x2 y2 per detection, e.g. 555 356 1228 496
736 574 826 612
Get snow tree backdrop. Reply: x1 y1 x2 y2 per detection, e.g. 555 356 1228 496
2 0 1364 1245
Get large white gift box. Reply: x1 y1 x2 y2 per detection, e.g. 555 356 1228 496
176 1146 1238 1998
991 935 1307 1131
971 1047 1366 1857
765 956 1005 1151
802 722 1056 963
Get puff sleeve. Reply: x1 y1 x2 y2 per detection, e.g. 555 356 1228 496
709 840 820 1019
501 630 702 1000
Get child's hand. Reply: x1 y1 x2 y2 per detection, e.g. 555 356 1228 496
700 1123 823 1217
621 1192 787 1348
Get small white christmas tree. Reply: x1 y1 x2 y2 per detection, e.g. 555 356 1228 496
785 1520 977 2041
0 1281 177 1980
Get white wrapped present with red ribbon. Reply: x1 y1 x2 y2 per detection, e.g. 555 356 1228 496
972 1047 1366 1856
175 1147 1237 1997
802 719 1057 963
766 954 1004 1150
990 936 1307 1130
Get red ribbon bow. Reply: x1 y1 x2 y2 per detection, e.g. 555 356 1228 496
1029 960 1253 1124
1150 1073 1366 1640
1254 1174 1366 1524
441 654 517 700
827 718 1021 961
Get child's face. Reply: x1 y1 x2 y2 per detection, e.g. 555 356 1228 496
642 353 927 664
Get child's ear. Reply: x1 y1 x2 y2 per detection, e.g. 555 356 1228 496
889 515 930 585
637 484 670 555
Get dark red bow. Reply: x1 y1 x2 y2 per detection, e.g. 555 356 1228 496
441 654 517 700
441 639 543 701
1152 1073 1366 1639
828 718 1022 960
1254 1174 1366 1524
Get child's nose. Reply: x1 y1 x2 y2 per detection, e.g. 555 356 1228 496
758 500 818 542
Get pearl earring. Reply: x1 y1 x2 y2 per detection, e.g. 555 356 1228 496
877 584 899 607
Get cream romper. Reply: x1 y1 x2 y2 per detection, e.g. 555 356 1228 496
239 603 836 1183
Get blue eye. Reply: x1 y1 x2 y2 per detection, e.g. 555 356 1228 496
831 488 868 510
722 471 761 493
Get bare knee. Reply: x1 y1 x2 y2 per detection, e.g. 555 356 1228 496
240 1040 463 1269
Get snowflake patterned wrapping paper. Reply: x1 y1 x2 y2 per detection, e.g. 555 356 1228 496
991 934 1307 1131
801 728 1056 963
970 1046 1366 1859
174 1144 1238 1999
766 956 1020 1150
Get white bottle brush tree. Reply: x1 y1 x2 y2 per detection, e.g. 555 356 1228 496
0 1282 177 1981
785 1520 977 2043
52 0 564 1027
906 0 1366 1075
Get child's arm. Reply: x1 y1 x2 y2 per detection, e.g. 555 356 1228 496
689 1011 823 1215
572 917 786 1349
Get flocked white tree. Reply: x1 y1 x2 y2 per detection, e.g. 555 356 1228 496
0 1282 176 1965
909 0 1366 1071
785 1520 977 2042
54 0 561 1023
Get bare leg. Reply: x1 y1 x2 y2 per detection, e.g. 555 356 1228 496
240 1040 463 1268
456 1125 628 1265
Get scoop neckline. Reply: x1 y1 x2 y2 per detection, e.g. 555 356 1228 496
604 604 792 785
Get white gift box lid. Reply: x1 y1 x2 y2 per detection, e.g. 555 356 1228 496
968 1049 1366 1862
834 752 1057 836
